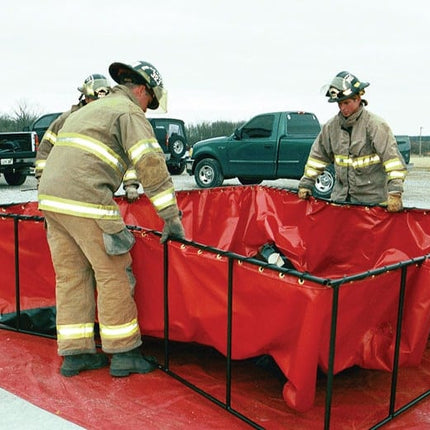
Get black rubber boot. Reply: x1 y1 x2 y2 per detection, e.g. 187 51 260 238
110 347 158 377
60 353 109 377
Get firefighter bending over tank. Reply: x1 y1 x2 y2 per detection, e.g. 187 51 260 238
298 71 407 212
35 74 140 202
38 60 185 377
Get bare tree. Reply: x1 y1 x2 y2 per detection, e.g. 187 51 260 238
12 100 43 131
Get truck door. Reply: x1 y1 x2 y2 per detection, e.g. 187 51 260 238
276 112 320 179
226 113 278 176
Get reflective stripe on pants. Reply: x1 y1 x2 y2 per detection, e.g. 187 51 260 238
43 211 142 355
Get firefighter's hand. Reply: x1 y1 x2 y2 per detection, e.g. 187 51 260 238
387 193 403 212
298 188 312 200
124 185 139 203
160 216 185 244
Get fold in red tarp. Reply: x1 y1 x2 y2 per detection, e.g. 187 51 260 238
1 186 430 412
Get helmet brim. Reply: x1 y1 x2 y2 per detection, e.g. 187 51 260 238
109 62 145 85
326 82 369 103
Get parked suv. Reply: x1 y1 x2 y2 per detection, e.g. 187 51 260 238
29 114 189 175
148 117 189 175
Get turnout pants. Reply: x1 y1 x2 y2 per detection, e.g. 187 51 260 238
43 212 142 355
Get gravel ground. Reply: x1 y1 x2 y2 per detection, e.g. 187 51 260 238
1 155 429 209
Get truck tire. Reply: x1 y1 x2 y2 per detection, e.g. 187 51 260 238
195 158 224 188
313 164 335 199
238 177 263 185
4 171 27 186
169 134 187 159
167 162 186 175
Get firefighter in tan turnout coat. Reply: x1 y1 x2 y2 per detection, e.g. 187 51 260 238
38 60 185 377
298 71 407 212
35 74 141 203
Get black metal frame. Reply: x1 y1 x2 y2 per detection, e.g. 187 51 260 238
1 213 430 429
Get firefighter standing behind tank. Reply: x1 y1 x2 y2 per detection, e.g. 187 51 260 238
298 71 407 212
35 74 141 203
38 60 185 377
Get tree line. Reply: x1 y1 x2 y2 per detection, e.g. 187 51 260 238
0 102 244 146
0 102 41 133
2 103 427 154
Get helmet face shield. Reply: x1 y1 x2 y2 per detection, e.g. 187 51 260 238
151 86 168 112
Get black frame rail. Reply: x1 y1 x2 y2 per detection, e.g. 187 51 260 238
1 212 430 429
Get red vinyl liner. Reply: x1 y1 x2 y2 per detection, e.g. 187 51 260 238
1 186 430 414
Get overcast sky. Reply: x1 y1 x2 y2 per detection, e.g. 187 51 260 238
1 0 428 135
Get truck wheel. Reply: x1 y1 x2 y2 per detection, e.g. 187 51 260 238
313 164 335 199
167 163 186 175
238 177 263 185
195 158 224 188
4 171 27 186
169 134 187 159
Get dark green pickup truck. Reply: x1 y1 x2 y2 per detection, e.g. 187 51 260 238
186 111 411 199
186 111 336 198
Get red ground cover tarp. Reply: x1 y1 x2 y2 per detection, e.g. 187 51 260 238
3 329 430 429
1 186 430 413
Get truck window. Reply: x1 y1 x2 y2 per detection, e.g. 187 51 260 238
241 114 274 139
285 113 321 135
33 113 62 129
168 123 183 138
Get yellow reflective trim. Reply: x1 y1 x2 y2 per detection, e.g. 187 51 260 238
38 194 121 219
35 160 46 170
335 153 381 168
57 323 94 340
304 166 320 178
149 188 176 211
43 130 57 145
56 133 127 176
387 170 407 180
128 139 163 164
123 168 138 182
352 154 380 168
99 318 139 339
335 155 352 166
306 157 328 170
384 158 404 171
304 157 326 179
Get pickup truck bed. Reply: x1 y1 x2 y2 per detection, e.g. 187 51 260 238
0 131 38 185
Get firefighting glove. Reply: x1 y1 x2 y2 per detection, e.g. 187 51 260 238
387 193 403 213
298 188 312 200
103 228 135 255
124 185 139 203
160 215 185 244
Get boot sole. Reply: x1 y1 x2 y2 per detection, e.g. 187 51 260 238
61 364 109 377
61 368 80 377
110 369 132 377
110 366 157 377
110 362 158 377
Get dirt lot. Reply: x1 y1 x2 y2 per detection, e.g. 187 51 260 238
0 155 429 209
